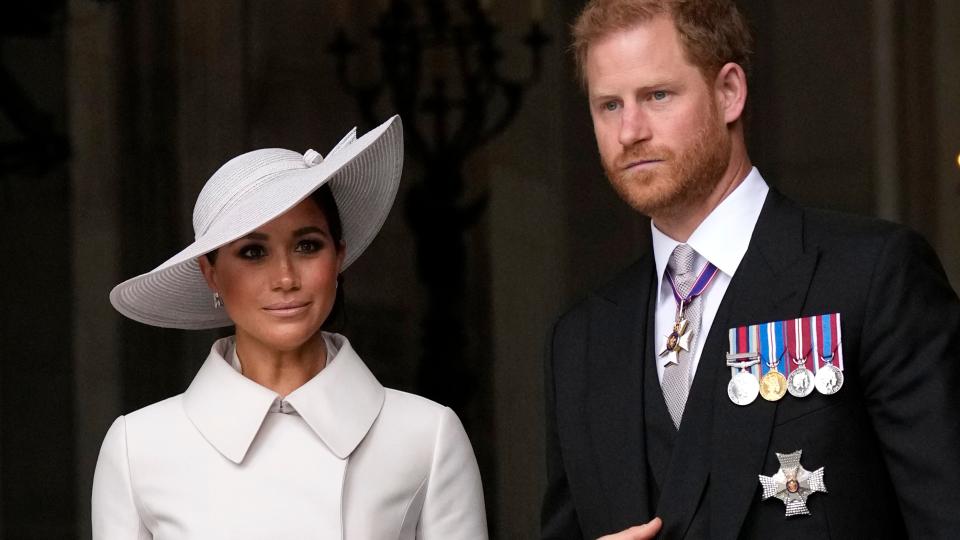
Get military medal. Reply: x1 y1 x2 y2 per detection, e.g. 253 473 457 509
815 363 843 395
786 316 815 398
787 361 815 398
813 314 844 395
727 325 760 406
758 450 827 516
728 364 761 405
759 322 788 401
659 302 691 366
659 260 720 366
760 368 787 400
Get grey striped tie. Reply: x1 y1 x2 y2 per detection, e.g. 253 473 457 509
661 244 702 429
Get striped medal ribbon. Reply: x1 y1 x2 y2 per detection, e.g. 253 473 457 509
759 321 788 401
726 323 761 405
813 313 844 395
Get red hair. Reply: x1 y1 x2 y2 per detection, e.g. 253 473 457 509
571 0 753 88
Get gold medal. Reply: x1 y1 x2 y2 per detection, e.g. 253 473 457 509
760 371 787 401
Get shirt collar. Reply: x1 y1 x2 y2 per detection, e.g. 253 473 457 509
183 333 385 464
651 167 769 290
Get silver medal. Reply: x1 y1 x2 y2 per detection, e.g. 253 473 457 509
787 366 815 398
815 363 843 395
728 370 760 406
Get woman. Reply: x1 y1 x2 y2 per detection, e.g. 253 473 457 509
93 116 488 539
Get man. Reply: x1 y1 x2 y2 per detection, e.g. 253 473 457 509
542 1 960 538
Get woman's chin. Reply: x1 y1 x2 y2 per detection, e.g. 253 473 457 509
242 323 324 353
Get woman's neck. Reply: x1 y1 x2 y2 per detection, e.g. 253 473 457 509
233 331 328 398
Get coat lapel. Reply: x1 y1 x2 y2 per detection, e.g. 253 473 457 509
708 191 819 539
654 191 820 538
586 256 656 528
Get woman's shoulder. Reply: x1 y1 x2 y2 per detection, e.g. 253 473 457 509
374 389 471 449
380 388 458 426
382 387 446 412
123 394 186 424
111 394 195 447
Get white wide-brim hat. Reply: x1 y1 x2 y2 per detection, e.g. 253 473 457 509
110 115 404 329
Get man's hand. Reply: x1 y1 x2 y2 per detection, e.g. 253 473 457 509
597 517 662 539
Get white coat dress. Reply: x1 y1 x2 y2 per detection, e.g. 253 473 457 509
92 333 487 539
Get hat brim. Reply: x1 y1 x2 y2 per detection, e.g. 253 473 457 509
110 115 404 329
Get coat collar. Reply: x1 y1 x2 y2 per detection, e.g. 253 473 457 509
183 333 385 464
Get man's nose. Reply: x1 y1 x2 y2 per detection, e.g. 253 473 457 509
618 105 652 147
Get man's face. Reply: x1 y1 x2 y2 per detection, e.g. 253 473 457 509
585 16 731 221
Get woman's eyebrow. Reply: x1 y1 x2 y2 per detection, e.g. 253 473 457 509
294 226 328 237
242 232 269 241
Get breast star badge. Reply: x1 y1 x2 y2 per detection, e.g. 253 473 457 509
758 450 827 516
659 318 691 366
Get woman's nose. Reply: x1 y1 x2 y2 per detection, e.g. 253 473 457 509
271 254 300 291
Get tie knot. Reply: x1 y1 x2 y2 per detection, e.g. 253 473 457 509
668 244 698 276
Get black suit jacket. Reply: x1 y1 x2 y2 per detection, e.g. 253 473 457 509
542 190 960 539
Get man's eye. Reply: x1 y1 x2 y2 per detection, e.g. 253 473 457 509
295 240 322 253
652 90 668 101
239 245 266 259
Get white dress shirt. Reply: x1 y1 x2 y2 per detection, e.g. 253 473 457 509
651 167 769 385
92 333 488 539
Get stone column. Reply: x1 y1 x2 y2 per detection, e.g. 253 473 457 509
67 1 124 536
934 0 960 288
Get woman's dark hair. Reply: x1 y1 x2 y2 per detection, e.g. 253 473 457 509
313 185 346 331
205 184 346 330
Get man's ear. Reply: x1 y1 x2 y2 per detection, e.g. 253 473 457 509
714 62 748 125
197 255 218 292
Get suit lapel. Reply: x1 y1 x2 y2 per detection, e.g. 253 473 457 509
653 294 727 537
586 256 656 527
654 191 820 538
707 191 820 539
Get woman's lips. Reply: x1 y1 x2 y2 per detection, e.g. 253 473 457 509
262 301 311 317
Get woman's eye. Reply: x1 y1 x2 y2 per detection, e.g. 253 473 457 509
603 101 620 112
295 239 323 253
239 245 266 259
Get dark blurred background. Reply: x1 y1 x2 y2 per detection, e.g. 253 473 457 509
1 0 958 538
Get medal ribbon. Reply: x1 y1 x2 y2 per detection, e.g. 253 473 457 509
785 317 798 375
832 313 844 369
728 323 759 379
797 316 813 371
775 320 787 374
759 321 787 376
814 313 844 372
759 322 771 374
665 261 720 313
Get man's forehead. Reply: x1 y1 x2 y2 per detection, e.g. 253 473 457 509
585 17 691 91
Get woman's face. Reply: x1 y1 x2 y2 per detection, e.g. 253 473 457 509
199 198 344 352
